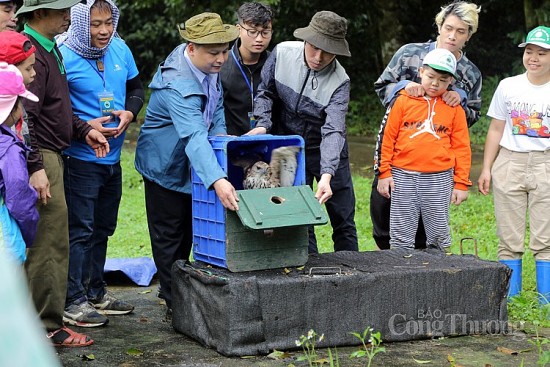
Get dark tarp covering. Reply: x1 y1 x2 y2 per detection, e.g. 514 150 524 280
172 249 510 356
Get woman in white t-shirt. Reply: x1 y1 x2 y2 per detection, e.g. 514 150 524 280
478 25 550 305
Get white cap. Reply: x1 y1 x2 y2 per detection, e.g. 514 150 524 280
423 48 458 79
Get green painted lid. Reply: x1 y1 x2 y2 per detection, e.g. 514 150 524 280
236 185 329 230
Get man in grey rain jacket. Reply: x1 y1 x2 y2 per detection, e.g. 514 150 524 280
248 10 358 254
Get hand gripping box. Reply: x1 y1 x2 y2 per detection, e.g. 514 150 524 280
191 135 328 272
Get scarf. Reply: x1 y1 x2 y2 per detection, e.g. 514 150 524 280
57 0 120 59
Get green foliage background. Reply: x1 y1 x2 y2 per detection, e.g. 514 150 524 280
115 0 537 138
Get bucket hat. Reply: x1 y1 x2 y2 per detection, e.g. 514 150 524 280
422 48 458 79
0 31 36 65
178 12 238 45
293 11 351 57
0 62 38 123
518 26 550 49
16 0 83 16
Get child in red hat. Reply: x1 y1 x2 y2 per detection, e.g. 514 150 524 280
0 30 36 143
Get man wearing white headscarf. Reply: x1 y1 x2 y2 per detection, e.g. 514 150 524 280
58 0 144 328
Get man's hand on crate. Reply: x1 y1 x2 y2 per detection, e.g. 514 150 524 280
213 178 240 211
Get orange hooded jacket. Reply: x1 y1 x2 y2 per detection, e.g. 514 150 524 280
379 91 472 190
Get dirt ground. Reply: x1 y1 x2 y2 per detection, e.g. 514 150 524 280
55 276 545 367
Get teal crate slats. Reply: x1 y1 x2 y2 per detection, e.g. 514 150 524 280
239 194 264 226
298 185 326 221
236 186 328 230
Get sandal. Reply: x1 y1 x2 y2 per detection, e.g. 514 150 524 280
47 326 94 347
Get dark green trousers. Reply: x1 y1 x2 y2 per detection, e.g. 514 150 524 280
25 149 69 332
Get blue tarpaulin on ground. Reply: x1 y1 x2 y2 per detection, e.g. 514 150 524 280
104 257 157 286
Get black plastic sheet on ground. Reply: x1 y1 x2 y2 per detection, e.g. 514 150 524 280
172 250 510 356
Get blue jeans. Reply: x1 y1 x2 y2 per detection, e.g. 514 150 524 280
63 156 122 306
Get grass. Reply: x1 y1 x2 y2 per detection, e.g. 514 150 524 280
109 148 545 327
109 148 502 257
107 148 150 258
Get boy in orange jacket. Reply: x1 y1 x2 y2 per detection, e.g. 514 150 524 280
377 48 472 250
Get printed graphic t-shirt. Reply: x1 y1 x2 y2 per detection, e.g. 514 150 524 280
488 72 550 152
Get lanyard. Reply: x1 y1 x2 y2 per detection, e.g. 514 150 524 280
52 47 65 75
231 49 253 94
85 57 106 90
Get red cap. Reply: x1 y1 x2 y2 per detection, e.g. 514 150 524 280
0 31 36 65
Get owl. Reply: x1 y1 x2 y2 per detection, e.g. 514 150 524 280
232 146 300 189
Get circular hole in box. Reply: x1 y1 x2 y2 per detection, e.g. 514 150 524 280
270 196 285 204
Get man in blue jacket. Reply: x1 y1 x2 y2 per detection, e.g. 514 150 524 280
135 12 240 317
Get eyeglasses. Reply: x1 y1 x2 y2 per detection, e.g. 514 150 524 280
239 24 273 39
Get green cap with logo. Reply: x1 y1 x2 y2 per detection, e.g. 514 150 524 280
422 48 458 79
519 26 550 49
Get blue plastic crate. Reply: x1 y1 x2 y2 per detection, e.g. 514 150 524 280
191 135 308 271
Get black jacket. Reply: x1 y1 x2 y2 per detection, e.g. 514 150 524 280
220 40 269 136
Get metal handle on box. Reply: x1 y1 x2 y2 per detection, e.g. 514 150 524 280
459 237 478 258
308 267 342 276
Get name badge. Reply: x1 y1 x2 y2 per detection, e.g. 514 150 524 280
248 112 256 129
98 91 115 122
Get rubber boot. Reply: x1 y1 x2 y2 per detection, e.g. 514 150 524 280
499 259 522 298
536 260 550 305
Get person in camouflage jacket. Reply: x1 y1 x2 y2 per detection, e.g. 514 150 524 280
371 1 482 250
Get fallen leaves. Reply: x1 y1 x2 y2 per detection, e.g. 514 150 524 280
447 354 465 367
126 348 144 356
413 357 432 364
267 350 291 360
496 346 519 355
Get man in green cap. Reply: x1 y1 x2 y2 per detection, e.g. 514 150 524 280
17 0 110 347
135 12 240 319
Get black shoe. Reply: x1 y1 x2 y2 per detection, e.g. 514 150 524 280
157 285 166 300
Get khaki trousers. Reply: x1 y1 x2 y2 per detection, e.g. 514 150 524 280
25 149 69 332
493 148 550 260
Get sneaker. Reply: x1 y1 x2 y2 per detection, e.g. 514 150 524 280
64 301 109 328
90 293 134 315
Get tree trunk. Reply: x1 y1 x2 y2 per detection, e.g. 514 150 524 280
524 0 550 30
374 0 406 66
